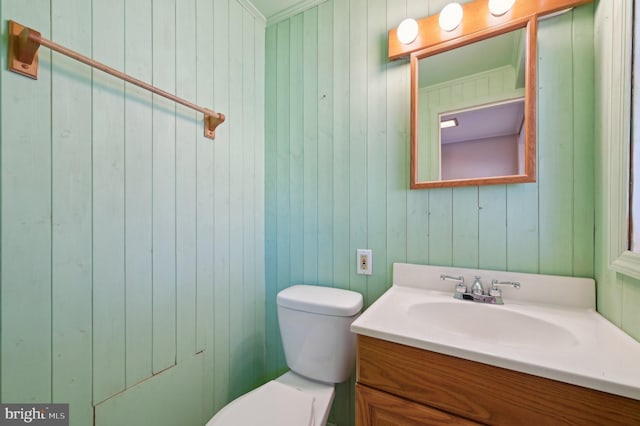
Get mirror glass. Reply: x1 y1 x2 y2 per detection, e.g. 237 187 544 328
439 97 525 180
411 21 536 188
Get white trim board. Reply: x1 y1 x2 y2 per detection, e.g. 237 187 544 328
237 0 267 24
265 0 329 26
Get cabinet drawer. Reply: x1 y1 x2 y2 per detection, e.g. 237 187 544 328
357 335 640 425
357 383 482 426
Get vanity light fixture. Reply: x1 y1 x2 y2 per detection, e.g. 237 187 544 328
488 0 516 16
439 2 463 32
440 118 458 129
397 18 419 45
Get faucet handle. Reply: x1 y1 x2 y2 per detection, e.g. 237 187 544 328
440 274 466 293
490 279 521 288
489 280 521 296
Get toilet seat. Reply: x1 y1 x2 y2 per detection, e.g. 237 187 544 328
207 380 315 426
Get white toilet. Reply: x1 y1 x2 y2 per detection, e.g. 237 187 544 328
206 284 363 426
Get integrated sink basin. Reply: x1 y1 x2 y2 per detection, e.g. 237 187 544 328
350 263 640 401
407 301 579 348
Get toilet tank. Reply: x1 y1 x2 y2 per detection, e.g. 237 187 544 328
277 285 363 384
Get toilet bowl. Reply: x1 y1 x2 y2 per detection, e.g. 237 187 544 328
206 372 334 426
206 285 363 426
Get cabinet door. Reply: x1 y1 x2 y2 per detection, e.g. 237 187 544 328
356 384 482 426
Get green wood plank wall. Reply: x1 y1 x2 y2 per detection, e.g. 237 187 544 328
124 0 154 390
0 0 266 425
264 1 595 425
51 2 92 417
176 0 198 366
595 0 640 342
151 0 178 376
50 0 93 420
1 0 52 406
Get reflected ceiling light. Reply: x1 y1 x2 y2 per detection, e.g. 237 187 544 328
439 3 463 32
489 0 516 16
397 18 419 45
440 118 458 129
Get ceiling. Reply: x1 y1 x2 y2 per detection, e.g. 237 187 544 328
251 0 304 20
441 99 525 145
418 28 525 88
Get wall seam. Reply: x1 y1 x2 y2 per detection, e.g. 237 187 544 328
0 0 3 402
49 0 54 403
90 0 96 406
123 0 128 386
150 0 155 373
173 0 178 366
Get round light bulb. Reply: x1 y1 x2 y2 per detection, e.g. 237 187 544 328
439 3 463 32
397 18 419 45
488 0 516 16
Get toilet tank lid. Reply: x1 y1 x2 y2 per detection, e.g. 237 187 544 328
277 285 363 317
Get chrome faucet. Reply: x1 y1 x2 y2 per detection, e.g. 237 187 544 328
444 275 520 305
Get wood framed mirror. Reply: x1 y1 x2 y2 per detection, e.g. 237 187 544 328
410 16 537 189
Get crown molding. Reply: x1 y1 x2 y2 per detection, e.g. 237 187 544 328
237 0 267 25
266 0 329 26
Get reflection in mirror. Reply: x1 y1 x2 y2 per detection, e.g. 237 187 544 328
440 98 525 180
410 19 537 189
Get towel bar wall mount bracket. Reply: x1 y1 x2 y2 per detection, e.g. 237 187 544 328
7 20 225 139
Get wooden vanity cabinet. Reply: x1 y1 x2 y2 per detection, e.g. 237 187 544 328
355 335 640 425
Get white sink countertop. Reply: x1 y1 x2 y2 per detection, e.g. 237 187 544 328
350 263 640 400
